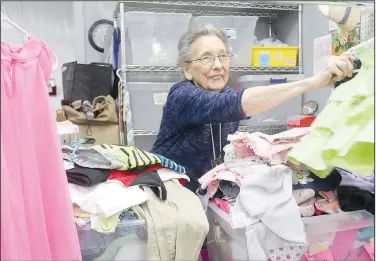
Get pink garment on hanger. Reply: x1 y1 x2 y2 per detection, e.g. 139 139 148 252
1 38 81 261
228 128 310 165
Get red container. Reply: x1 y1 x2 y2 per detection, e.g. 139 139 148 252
287 115 316 129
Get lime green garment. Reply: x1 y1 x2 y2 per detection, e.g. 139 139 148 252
288 47 374 178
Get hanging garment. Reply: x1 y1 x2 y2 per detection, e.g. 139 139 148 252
141 180 209 261
1 38 82 260
288 47 375 178
229 163 306 260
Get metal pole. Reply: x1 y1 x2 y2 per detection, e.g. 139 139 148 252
119 1 135 146
298 4 303 75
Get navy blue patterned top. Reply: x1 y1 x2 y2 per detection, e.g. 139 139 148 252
151 80 247 192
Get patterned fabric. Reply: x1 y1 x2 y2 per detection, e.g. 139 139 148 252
315 191 343 214
292 189 315 205
93 144 161 170
298 197 316 217
152 80 247 192
155 154 186 174
266 246 306 261
292 168 342 192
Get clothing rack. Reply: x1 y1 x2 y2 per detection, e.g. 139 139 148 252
1 12 59 69
1 12 30 36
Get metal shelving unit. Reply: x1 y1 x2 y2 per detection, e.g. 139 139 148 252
114 1 299 17
113 1 303 143
133 125 287 136
125 65 301 76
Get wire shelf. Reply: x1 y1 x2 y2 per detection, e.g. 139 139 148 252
133 125 288 136
124 65 300 76
119 1 299 10
134 130 159 136
120 6 279 17
238 124 287 134
115 1 299 18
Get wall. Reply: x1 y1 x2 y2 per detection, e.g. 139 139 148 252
1 1 118 110
1 1 76 110
1 2 333 114
301 4 333 110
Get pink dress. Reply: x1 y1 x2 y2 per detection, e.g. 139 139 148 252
1 38 82 261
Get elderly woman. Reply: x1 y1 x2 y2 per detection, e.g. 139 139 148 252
152 25 355 192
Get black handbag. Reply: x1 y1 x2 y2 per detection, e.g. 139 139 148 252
62 62 118 102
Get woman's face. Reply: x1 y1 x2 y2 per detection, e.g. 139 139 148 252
183 35 230 92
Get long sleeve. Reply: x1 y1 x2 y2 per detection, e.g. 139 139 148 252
169 80 247 126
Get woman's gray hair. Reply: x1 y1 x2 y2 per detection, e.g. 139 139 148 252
177 24 229 67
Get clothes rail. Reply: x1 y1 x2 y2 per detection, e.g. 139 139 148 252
1 12 30 36
1 12 59 69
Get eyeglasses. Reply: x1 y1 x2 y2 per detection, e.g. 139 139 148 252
186 53 233 65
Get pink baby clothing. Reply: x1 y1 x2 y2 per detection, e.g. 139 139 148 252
228 128 311 165
1 38 81 260
292 189 315 205
315 191 343 214
198 163 243 198
211 198 232 214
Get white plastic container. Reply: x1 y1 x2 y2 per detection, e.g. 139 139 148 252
236 74 304 127
207 203 375 261
191 16 259 66
77 218 147 261
57 121 78 145
125 12 192 66
128 82 174 131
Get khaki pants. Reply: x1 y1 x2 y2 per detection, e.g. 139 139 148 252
141 180 209 261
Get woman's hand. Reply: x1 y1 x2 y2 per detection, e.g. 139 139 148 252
309 52 356 89
241 51 357 117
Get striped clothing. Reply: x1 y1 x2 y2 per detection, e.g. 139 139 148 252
62 143 187 173
155 154 186 174
93 144 161 171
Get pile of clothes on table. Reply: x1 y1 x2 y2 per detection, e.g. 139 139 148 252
63 143 208 261
198 127 374 261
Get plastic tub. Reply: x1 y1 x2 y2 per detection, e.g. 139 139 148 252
191 16 259 66
77 218 147 261
125 12 192 66
252 46 299 67
128 82 174 131
207 203 375 261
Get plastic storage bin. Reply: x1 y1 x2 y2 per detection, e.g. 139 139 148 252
125 12 192 66
207 203 375 261
77 218 147 261
252 47 299 67
128 82 174 131
191 16 259 66
236 74 304 127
